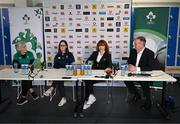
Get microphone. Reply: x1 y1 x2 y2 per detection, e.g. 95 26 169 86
41 62 46 71
29 61 35 74
105 68 113 78
128 72 151 77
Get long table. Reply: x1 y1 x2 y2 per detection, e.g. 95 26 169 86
0 68 177 118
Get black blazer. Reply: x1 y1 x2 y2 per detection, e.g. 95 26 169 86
128 48 156 71
86 51 112 69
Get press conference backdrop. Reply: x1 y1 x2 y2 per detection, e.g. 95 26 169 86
43 0 132 68
9 7 45 86
9 7 44 64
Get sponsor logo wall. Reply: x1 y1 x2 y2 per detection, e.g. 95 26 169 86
43 0 131 67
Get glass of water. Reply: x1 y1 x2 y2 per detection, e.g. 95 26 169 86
13 63 19 73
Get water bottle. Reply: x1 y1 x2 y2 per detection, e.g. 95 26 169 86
72 64 77 76
21 64 29 75
84 65 88 75
80 65 85 75
65 65 71 76
120 63 127 76
13 63 19 73
87 65 92 76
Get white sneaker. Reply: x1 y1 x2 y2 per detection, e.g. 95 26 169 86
58 97 67 107
86 94 96 105
44 87 53 97
83 103 91 110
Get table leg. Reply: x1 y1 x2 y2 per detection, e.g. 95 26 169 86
79 81 84 117
156 81 171 119
74 80 79 117
0 82 2 104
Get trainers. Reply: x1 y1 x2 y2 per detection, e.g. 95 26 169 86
58 97 67 107
17 97 28 105
83 103 91 110
44 88 53 97
31 92 39 101
86 94 96 105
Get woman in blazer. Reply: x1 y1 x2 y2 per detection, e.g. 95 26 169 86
83 40 112 110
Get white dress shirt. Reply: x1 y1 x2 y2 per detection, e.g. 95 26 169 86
96 52 104 62
135 48 145 72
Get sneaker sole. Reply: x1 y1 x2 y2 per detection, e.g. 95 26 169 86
58 101 67 107
17 100 28 106
33 96 39 101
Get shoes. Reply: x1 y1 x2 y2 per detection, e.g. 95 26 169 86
141 100 152 110
83 94 96 110
31 92 39 101
86 94 96 105
17 97 28 105
58 97 67 107
83 103 91 110
126 94 141 104
44 87 53 97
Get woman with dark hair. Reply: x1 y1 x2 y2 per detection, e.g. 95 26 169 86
83 40 112 110
44 40 75 106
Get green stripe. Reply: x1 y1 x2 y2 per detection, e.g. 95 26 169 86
134 29 167 41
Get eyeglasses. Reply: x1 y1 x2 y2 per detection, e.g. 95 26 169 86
60 45 66 47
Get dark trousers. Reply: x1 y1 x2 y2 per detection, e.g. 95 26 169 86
51 81 65 98
84 80 100 101
22 80 32 96
124 81 151 101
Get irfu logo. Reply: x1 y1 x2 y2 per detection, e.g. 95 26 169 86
146 11 156 24
22 14 30 25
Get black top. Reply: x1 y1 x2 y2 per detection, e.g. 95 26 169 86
128 48 156 71
54 52 75 69
86 51 112 69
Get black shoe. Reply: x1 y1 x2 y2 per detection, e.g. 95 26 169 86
79 112 84 118
141 100 152 110
127 94 141 104
17 97 28 105
73 112 78 118
31 92 39 101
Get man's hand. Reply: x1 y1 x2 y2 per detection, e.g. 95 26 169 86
128 64 137 72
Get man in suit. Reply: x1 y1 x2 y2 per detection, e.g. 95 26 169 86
125 36 156 110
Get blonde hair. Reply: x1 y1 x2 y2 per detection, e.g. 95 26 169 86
15 41 26 51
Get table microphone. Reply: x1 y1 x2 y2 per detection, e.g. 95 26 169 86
128 73 151 77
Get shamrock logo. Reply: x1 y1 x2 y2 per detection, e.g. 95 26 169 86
146 11 156 24
22 14 30 24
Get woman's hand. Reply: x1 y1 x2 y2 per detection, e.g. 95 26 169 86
104 67 112 74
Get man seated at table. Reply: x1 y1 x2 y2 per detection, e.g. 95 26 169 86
124 36 156 110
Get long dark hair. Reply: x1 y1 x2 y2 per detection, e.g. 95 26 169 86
58 40 69 54
96 40 109 53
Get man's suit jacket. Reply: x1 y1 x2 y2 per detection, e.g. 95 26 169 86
128 48 156 71
86 51 112 69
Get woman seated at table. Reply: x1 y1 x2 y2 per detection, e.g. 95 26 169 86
44 40 75 106
83 40 112 110
13 41 39 105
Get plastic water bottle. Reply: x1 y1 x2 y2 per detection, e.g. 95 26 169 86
21 64 29 75
65 65 72 76
72 64 77 76
80 65 85 75
120 63 127 76
87 65 92 76
13 63 19 73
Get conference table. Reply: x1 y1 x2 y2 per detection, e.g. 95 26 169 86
0 68 177 118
